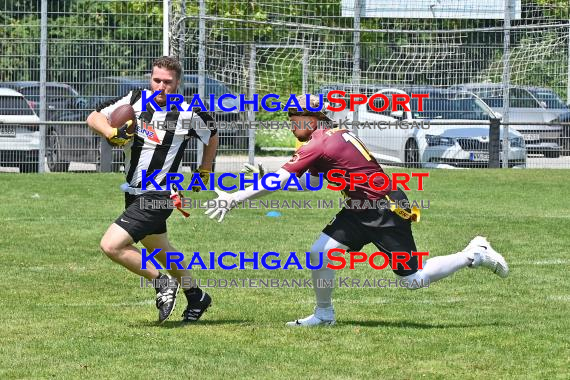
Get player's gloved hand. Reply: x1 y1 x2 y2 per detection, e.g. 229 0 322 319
107 120 135 147
205 188 235 223
192 167 212 192
241 163 265 180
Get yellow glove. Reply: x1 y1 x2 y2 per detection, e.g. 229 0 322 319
107 120 135 147
193 167 211 192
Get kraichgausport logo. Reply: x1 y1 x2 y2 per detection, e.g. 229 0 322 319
139 170 429 192
140 249 429 271
139 92 429 113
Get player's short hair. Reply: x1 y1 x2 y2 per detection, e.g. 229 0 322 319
152 56 182 80
288 94 332 121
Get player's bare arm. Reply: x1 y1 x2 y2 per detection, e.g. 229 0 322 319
86 111 116 139
87 105 136 147
205 167 296 222
241 163 321 191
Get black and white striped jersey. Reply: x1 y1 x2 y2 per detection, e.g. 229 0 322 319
98 89 215 191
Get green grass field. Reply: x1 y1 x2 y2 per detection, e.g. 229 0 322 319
1 169 569 379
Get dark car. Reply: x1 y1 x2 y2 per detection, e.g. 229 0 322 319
0 81 86 117
81 76 148 110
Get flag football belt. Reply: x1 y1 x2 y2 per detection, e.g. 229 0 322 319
120 182 158 195
120 182 189 218
341 189 420 222
170 189 189 218
385 194 421 223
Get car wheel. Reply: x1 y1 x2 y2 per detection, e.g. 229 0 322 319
46 129 70 172
404 139 420 168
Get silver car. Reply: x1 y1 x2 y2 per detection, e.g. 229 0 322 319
450 84 562 158
0 88 41 172
346 87 526 168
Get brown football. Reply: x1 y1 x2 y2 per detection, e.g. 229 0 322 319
107 104 137 133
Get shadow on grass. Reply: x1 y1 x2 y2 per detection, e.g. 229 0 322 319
133 319 255 329
340 320 505 329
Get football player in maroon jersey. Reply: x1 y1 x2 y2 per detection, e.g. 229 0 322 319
207 95 508 327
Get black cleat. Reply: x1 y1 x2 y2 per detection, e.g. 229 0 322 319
155 275 180 324
182 289 212 322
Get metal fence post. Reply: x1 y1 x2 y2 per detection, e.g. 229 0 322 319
99 139 112 172
351 0 363 136
488 118 501 168
197 0 206 168
501 0 513 168
302 47 309 95
248 45 256 165
163 0 170 56
38 0 47 173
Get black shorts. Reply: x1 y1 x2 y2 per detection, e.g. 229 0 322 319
114 192 173 243
322 188 419 276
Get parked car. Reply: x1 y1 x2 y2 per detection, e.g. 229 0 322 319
552 112 570 154
315 83 394 113
524 86 568 117
0 81 97 172
346 87 526 168
449 83 562 157
81 76 144 109
524 87 570 155
0 81 86 117
0 88 41 172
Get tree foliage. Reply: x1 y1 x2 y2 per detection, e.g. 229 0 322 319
0 0 567 98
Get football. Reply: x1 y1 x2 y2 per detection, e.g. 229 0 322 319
107 104 137 133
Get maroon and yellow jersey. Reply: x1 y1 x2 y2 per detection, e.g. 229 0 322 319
282 128 390 201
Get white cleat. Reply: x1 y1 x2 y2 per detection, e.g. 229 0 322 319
286 314 336 327
464 236 509 278
286 307 336 327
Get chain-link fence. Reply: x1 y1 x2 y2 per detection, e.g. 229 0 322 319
0 0 248 173
172 0 570 169
1 0 570 172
